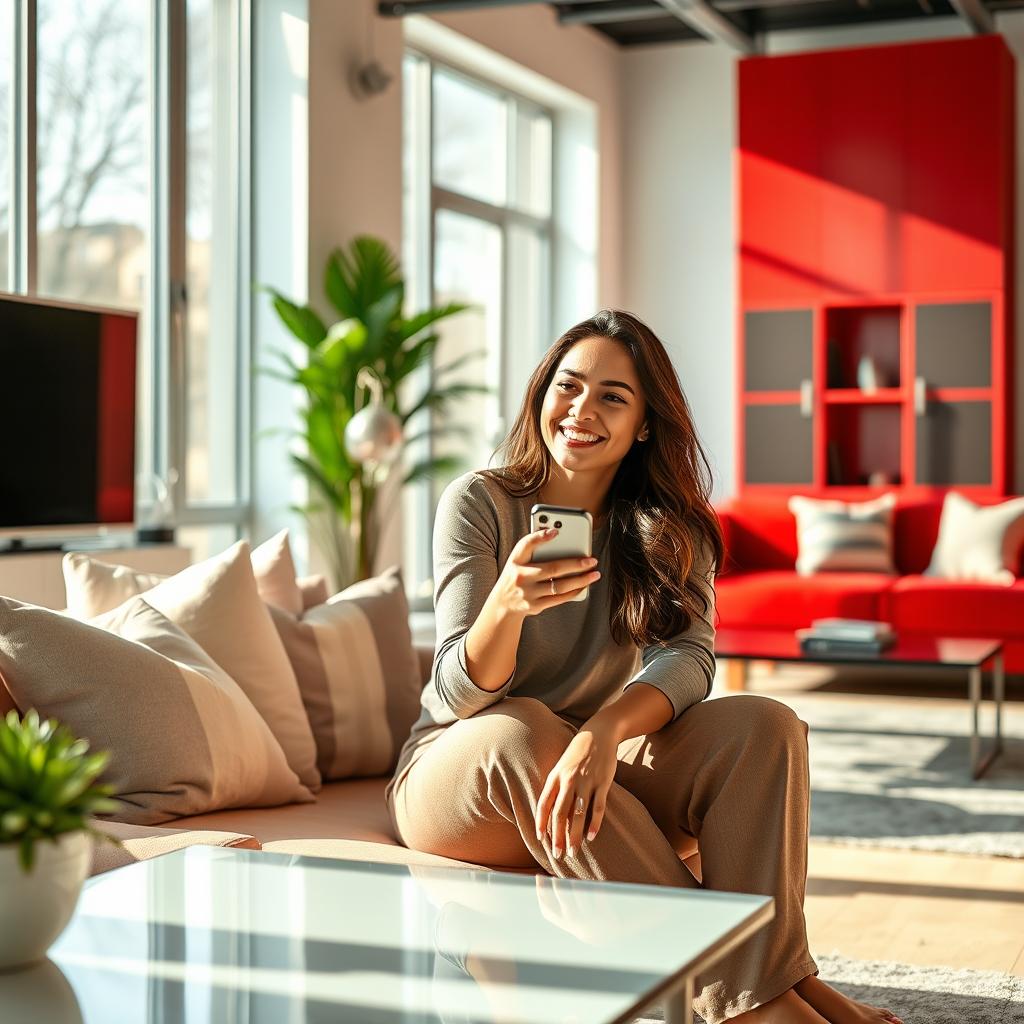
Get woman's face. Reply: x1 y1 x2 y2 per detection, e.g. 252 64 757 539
539 336 648 473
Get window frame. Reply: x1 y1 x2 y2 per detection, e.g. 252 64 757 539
2 0 252 541
403 48 556 604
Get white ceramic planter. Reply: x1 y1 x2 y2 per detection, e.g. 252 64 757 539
0 832 91 969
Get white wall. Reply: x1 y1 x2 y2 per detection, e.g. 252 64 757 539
621 14 1024 498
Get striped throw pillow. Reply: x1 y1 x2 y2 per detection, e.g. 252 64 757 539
788 493 897 575
269 566 422 780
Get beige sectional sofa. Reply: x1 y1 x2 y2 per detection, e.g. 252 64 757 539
90 642 703 882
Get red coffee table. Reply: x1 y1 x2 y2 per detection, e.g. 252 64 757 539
715 627 1005 780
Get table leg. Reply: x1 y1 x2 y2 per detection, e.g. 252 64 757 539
724 659 748 693
969 654 1005 780
664 976 694 1024
969 665 980 773
995 652 1005 759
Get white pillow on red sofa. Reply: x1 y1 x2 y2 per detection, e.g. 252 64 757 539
925 491 1024 586
788 493 897 575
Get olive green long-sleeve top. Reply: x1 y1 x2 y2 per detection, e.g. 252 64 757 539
387 470 716 800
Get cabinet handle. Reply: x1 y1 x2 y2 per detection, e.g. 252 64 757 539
799 379 813 418
914 377 927 416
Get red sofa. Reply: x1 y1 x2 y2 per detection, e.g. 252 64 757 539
715 493 1024 674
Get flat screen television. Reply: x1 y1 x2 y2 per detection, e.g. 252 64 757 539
0 292 137 538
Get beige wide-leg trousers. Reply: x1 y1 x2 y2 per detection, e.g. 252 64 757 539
389 694 818 1024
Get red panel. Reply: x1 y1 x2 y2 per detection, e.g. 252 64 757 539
903 37 1010 292
819 48 907 298
738 56 823 305
96 313 137 524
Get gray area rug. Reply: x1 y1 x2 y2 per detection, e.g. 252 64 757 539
777 694 1024 858
633 953 1024 1023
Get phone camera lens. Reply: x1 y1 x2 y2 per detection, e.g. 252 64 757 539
539 515 548 524
554 520 562 529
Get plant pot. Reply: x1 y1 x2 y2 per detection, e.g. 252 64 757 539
0 832 91 970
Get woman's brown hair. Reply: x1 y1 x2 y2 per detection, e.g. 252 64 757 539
482 309 723 648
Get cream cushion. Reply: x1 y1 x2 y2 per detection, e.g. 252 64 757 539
789 493 897 575
297 574 330 611
63 541 321 794
62 529 304 617
91 819 261 875
925 491 1024 586
249 529 303 614
270 567 422 780
0 596 312 825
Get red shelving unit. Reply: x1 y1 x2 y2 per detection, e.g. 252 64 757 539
737 36 1015 497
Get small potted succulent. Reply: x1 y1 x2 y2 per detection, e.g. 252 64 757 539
0 709 119 969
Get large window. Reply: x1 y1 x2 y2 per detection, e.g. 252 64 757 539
1 0 249 557
403 53 553 602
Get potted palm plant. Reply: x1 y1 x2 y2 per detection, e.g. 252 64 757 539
0 710 118 969
264 235 490 589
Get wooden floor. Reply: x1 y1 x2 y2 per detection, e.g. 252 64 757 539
722 662 1024 976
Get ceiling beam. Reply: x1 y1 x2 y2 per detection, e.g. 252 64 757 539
946 0 995 31
559 2 668 23
654 0 758 50
378 0 546 15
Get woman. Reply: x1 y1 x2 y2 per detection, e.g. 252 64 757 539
387 310 902 1024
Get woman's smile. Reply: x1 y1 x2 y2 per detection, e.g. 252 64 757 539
557 423 606 448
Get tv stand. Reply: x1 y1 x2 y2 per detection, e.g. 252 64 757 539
0 538 65 555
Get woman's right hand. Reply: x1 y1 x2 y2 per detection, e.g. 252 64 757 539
491 527 601 618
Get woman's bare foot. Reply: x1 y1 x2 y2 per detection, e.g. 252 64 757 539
794 975 904 1024
729 987 830 1022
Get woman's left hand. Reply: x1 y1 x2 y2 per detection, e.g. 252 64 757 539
535 717 620 860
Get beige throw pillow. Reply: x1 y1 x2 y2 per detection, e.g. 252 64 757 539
270 566 422 780
925 491 1024 586
63 541 321 794
63 559 165 619
298 574 330 611
63 529 303 617
789 493 897 575
0 597 312 824
250 529 303 614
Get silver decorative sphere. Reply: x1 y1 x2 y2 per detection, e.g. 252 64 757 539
344 402 403 464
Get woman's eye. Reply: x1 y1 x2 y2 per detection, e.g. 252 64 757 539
556 381 625 404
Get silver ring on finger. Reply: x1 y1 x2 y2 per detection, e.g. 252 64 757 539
550 577 556 596
573 795 585 816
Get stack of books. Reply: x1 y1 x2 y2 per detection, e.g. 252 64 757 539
796 618 896 655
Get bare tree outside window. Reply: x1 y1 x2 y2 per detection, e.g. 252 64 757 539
36 0 149 310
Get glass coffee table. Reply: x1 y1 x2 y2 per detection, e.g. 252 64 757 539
716 627 1005 779
20 846 774 1024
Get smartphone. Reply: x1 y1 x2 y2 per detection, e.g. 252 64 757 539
530 503 594 602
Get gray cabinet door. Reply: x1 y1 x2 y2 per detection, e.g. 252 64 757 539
745 310 814 392
915 302 992 388
744 404 814 485
916 400 992 486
